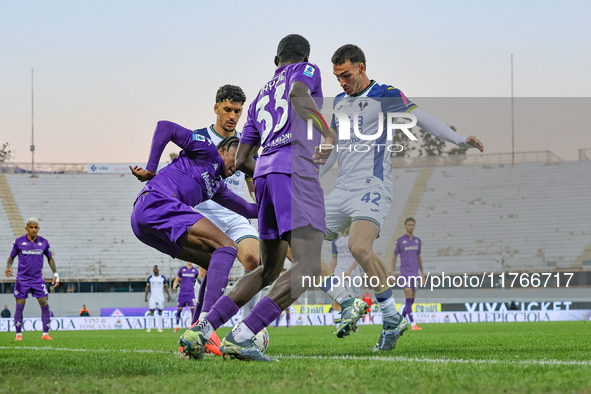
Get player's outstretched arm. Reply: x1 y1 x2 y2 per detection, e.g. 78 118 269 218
412 107 484 152
172 276 180 291
289 81 335 163
235 143 258 178
211 182 257 219
5 257 14 278
129 166 155 182
145 121 194 173
48 257 59 288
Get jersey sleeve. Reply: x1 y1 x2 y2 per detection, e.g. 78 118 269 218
211 182 258 219
146 276 152 285
10 240 18 259
239 100 261 147
331 240 338 256
177 267 183 278
418 239 422 255
379 86 418 114
289 63 322 94
163 276 167 285
393 239 400 256
146 121 194 172
44 242 52 259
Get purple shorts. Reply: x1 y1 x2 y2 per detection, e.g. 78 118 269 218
254 173 325 240
14 277 49 299
177 293 195 308
131 191 204 258
399 274 420 291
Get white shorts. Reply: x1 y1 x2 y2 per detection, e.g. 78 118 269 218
334 268 362 298
197 207 259 244
325 186 392 239
149 298 165 310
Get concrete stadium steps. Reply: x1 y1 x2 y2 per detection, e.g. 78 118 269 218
406 161 591 272
4 173 175 279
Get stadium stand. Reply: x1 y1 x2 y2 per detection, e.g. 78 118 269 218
377 160 591 273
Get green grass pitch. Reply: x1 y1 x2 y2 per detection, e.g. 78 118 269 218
1 321 590 393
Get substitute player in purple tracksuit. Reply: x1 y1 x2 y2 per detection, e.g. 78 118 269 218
130 122 257 329
5 217 59 341
180 34 336 361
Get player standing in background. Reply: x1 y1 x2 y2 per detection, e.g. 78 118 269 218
330 228 362 329
191 85 262 326
392 217 424 330
319 44 484 351
5 217 59 340
362 288 373 323
172 261 199 332
145 265 171 332
130 120 257 337
180 34 338 361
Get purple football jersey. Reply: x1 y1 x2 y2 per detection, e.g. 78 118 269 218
10 235 52 281
177 266 199 296
394 235 422 276
240 62 323 178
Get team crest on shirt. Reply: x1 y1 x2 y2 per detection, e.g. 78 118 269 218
303 65 315 78
358 100 369 111
38 242 42 246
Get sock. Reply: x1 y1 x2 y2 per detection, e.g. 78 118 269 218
286 310 290 327
198 295 240 340
176 308 182 325
242 297 282 338
201 247 237 314
375 287 398 318
191 274 207 325
233 322 256 343
405 298 414 323
41 304 51 334
147 313 154 329
15 304 24 334
319 274 352 305
157 312 162 329
333 310 341 325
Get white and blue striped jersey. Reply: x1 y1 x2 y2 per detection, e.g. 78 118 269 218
147 274 167 301
331 81 417 197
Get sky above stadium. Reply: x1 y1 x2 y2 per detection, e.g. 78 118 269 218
1 0 590 163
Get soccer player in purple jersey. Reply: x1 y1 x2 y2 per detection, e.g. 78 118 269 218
130 122 257 337
179 34 336 361
392 218 424 330
5 218 59 340
172 262 199 332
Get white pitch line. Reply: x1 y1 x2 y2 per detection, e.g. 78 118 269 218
1 347 590 366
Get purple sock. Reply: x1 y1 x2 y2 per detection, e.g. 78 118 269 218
15 304 24 334
176 308 182 325
204 295 240 331
191 274 207 325
201 247 237 313
405 298 414 323
41 304 51 333
243 297 282 334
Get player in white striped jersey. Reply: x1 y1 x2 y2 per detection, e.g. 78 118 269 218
191 85 261 327
320 44 484 352
145 265 170 332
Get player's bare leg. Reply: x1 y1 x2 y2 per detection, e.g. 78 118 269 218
348 220 407 351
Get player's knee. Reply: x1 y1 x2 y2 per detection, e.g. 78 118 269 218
241 252 259 271
349 243 372 261
218 237 238 250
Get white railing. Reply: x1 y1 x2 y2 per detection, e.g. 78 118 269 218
391 150 563 168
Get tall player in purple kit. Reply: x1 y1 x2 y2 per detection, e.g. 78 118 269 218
130 122 257 334
179 34 335 361
5 218 59 340
172 262 199 332
392 218 424 330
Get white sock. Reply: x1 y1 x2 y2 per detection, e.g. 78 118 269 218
147 315 154 329
198 312 208 322
157 313 162 329
232 322 255 343
322 275 352 305
378 297 398 318
197 320 214 340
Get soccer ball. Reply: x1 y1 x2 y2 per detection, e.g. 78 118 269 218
253 327 269 352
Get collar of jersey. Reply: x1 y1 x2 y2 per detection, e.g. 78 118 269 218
209 125 237 140
350 80 376 98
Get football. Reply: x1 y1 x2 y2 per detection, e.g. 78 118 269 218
253 327 269 352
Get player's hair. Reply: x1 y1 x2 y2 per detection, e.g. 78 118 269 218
217 136 240 152
331 44 366 68
405 217 416 225
215 85 246 105
276 34 310 63
26 217 39 225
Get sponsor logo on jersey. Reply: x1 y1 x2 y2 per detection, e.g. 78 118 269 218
21 249 43 255
303 65 315 78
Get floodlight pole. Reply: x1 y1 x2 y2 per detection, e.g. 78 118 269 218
31 69 37 178
511 55 514 168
